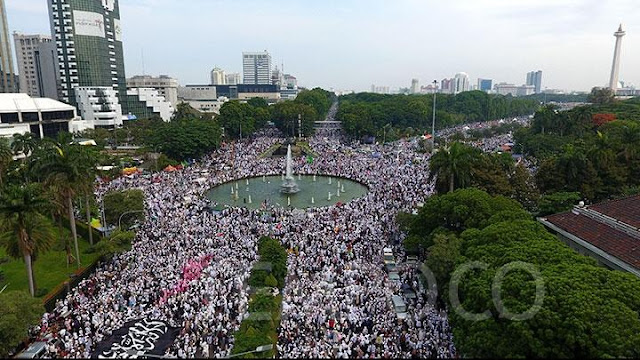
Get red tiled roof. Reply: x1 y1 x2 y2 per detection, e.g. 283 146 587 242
590 195 640 228
544 212 640 270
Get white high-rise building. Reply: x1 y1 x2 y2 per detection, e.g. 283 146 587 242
211 67 226 85
609 24 626 92
242 51 272 85
225 73 241 85
411 79 420 94
453 72 470 94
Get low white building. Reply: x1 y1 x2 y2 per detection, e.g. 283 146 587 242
182 97 229 114
126 88 175 121
127 75 179 106
74 87 124 128
0 93 88 138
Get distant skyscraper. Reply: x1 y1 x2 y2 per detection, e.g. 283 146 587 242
453 72 470 94
225 73 241 85
242 51 272 85
13 33 57 97
440 78 454 94
411 79 420 94
48 0 127 109
526 70 543 93
609 24 626 92
477 78 493 92
211 67 226 85
0 0 16 93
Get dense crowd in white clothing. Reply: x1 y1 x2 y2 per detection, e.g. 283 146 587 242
28 123 456 358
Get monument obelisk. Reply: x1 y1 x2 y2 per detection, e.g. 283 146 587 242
609 24 626 92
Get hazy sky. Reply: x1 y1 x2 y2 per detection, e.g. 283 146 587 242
6 0 640 92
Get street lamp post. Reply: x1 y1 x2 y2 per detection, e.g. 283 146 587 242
118 210 145 231
432 80 437 146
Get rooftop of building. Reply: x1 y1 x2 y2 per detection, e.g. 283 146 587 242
540 195 640 273
0 93 75 113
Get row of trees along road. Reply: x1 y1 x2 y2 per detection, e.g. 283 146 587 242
398 188 640 358
336 91 539 140
217 88 336 140
0 133 101 297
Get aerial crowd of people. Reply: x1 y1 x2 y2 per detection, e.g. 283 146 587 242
28 119 457 358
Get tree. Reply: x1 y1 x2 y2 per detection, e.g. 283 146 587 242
537 192 582 216
147 117 221 160
103 189 145 229
0 184 56 296
592 113 616 127
270 102 317 138
37 141 85 268
217 101 256 139
407 188 524 249
10 133 37 158
588 87 615 105
76 147 99 245
426 233 462 294
452 220 640 358
429 142 481 193
247 97 269 108
0 290 44 357
295 88 334 118
0 138 12 186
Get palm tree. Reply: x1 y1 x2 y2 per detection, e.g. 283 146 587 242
10 133 38 183
618 123 640 162
0 138 12 186
77 147 99 245
10 133 37 157
428 142 478 193
36 141 84 268
0 184 56 296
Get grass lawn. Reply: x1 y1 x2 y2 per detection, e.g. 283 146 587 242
0 226 102 297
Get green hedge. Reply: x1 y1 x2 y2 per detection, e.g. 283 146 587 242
231 236 287 358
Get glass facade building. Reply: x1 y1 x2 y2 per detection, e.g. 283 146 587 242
48 0 126 108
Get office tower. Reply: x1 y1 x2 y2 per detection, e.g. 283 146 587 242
411 79 419 94
526 70 543 94
440 78 454 94
242 51 272 85
211 67 226 85
34 41 60 99
225 73 240 85
609 24 626 92
453 72 470 94
48 0 127 122
13 33 59 98
477 78 493 92
0 0 16 93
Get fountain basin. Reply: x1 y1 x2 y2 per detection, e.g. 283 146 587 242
207 175 368 210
